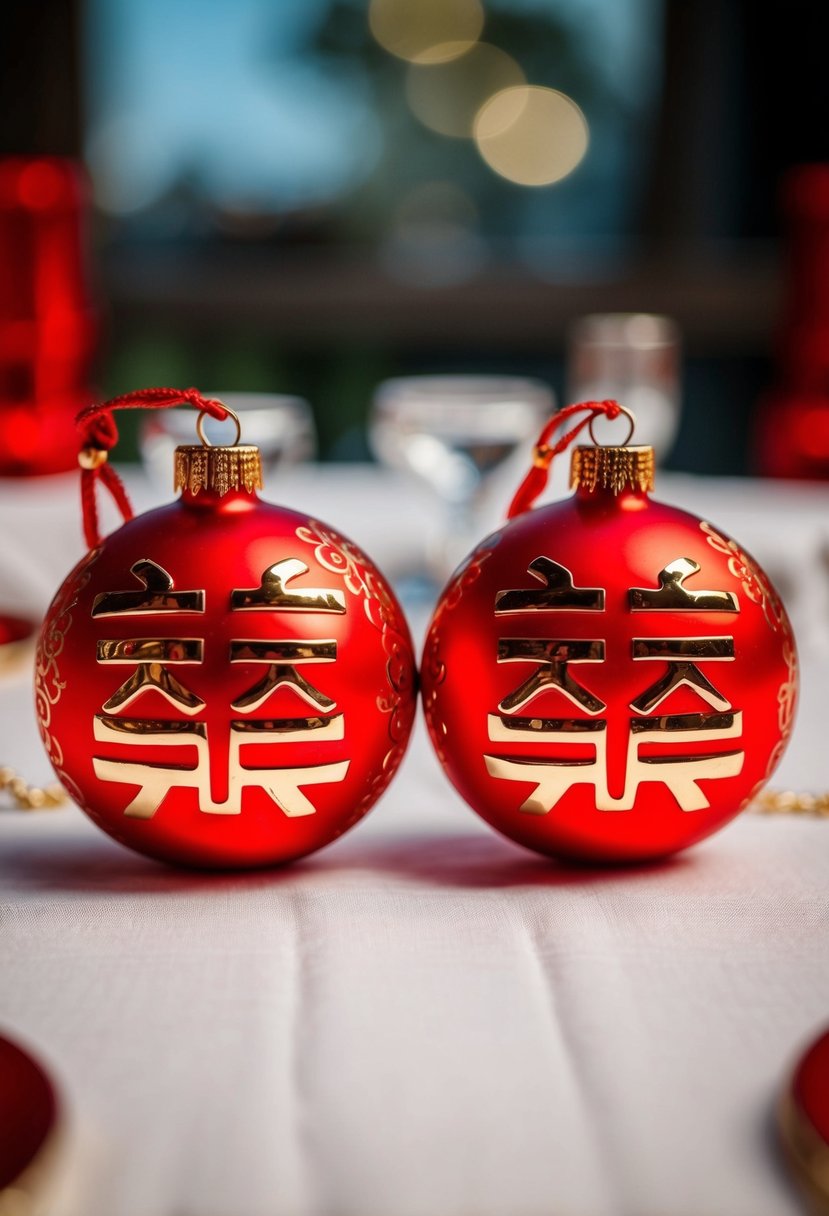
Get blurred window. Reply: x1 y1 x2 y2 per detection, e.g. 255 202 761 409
84 0 664 257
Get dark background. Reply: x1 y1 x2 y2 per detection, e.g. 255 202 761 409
3 0 826 472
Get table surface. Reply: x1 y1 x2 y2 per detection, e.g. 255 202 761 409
2 464 829 1216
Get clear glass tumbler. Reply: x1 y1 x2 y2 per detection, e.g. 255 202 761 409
566 313 682 459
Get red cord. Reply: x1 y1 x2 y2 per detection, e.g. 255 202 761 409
76 387 229 549
506 400 622 520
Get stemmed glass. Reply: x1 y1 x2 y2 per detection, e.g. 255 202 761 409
369 375 555 582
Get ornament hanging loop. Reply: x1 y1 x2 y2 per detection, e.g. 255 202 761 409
75 386 232 550
196 405 241 448
587 403 636 448
507 399 634 520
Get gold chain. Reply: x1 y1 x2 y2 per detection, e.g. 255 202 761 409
0 765 66 811
751 789 829 817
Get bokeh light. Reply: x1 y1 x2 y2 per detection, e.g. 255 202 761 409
474 85 589 187
406 43 524 139
369 0 484 65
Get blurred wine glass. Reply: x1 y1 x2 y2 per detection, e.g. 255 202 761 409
566 313 682 458
141 392 316 487
369 375 554 579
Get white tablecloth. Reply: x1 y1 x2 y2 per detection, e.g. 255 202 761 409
2 465 829 1216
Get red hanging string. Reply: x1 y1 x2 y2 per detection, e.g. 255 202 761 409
76 386 229 549
506 399 623 520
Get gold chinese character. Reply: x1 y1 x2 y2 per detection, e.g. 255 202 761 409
92 560 204 617
485 710 744 814
230 639 337 713
629 559 739 612
629 636 735 714
92 714 348 819
496 638 606 714
96 637 205 715
495 558 604 614
231 560 346 613
92 559 350 819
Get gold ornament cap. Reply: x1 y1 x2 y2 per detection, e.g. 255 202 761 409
173 404 263 497
570 444 655 495
174 444 263 496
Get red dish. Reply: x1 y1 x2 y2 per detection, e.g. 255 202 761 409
0 1033 59 1194
780 1025 829 1213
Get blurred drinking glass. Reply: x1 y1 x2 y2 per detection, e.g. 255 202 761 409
141 392 316 487
369 375 554 579
566 313 681 458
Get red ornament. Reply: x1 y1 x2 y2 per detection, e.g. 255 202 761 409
35 389 416 868
421 402 797 863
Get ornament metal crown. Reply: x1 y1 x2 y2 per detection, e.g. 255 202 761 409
174 444 263 496
570 444 655 494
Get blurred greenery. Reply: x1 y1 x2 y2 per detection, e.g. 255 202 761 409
100 330 395 462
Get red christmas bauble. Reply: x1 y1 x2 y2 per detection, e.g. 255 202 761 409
35 442 416 868
421 444 797 863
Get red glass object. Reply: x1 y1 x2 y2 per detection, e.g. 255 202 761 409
35 450 416 869
0 1033 59 1197
780 1025 829 1212
421 443 796 863
0 157 97 476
